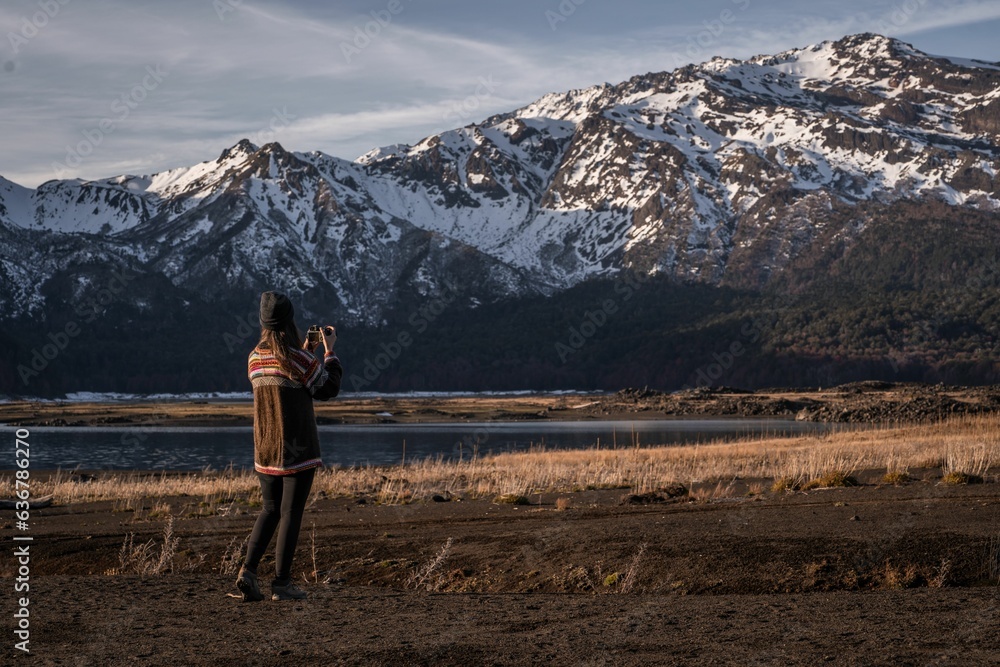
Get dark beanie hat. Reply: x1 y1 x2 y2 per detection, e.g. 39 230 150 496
259 291 294 330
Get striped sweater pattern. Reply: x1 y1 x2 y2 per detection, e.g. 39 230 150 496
248 346 339 475
248 347 329 391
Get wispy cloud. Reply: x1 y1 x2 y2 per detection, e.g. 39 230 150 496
621 0 1000 68
0 0 996 187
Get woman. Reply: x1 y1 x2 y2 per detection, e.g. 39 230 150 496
235 291 343 602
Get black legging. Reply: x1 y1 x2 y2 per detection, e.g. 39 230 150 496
244 467 315 584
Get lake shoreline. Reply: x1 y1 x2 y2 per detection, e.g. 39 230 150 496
3 381 1000 427
2 417 836 471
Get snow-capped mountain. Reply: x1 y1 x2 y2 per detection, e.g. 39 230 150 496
2 33 1000 327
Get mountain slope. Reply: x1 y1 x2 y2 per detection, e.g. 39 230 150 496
2 33 1000 394
356 33 1000 287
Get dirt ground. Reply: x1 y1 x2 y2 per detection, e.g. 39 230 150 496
5 479 1000 665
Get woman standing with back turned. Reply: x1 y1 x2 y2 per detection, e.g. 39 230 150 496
235 291 343 601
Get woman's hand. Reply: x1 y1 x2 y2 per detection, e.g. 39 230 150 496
321 325 337 355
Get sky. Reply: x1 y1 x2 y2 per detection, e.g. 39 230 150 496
2 0 999 188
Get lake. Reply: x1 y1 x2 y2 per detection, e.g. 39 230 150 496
1 419 838 471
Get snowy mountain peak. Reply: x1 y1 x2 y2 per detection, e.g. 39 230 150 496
218 138 260 161
356 143 411 165
828 32 908 57
342 33 1000 286
2 33 1000 325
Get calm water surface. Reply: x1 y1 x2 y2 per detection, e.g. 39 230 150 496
2 419 839 470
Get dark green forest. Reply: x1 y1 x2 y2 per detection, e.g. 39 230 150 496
4 274 1000 398
4 200 1000 397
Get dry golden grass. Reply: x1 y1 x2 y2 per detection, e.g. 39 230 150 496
12 413 1000 505
107 516 180 576
881 470 912 486
770 477 800 493
802 471 859 490
940 471 978 486
688 480 737 502
493 493 532 505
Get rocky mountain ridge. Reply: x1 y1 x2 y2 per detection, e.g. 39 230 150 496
2 33 1000 394
3 33 1000 325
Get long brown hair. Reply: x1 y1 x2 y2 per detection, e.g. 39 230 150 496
257 319 303 372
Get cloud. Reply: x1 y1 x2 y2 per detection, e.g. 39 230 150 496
880 0 1000 36
617 0 1000 69
705 0 1000 58
1 0 997 187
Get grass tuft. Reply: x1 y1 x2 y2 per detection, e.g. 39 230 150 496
493 494 531 505
617 543 647 593
940 471 981 486
406 538 454 591
107 516 179 576
770 477 800 493
881 561 920 589
218 535 248 576
881 470 911 485
802 471 859 490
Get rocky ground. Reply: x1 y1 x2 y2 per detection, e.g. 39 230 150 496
602 381 1000 423
4 479 1000 665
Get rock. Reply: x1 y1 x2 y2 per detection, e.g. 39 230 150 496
620 492 666 505
619 486 688 505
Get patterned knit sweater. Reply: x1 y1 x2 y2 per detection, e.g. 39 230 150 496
248 346 343 475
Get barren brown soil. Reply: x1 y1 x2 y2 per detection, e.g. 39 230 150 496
5 479 1000 665
5 382 1000 428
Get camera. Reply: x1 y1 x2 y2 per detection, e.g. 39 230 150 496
307 325 334 345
